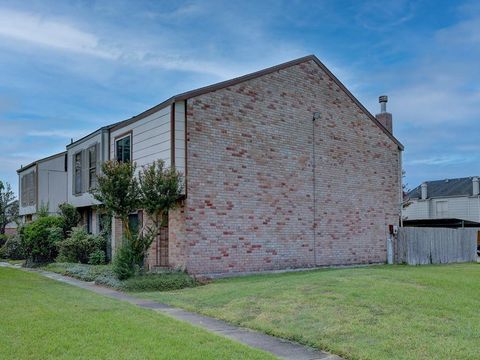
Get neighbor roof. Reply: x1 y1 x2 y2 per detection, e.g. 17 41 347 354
408 177 478 199
111 54 403 150
17 151 66 173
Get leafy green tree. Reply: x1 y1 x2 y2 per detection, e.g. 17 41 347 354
0 181 18 235
58 203 81 237
136 160 183 262
92 160 183 278
92 161 140 242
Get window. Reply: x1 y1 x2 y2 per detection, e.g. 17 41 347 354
116 135 131 163
74 152 82 194
128 211 143 236
21 171 36 206
88 145 97 189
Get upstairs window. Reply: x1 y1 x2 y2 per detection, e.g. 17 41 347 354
20 171 36 206
88 145 97 189
116 134 131 163
74 152 82 194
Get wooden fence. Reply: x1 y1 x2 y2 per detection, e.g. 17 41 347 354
396 227 477 265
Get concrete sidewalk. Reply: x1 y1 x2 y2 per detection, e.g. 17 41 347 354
1 262 342 360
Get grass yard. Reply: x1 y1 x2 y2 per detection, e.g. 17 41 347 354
0 267 275 360
138 264 480 360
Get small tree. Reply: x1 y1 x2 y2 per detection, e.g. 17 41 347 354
92 160 181 278
58 203 81 237
136 160 183 264
0 181 18 235
92 161 140 242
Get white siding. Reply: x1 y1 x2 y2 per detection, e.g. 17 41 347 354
18 153 68 216
403 196 480 223
110 105 172 170
37 154 67 213
67 131 104 207
174 101 186 176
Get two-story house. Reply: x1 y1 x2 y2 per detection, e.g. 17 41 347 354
16 55 404 275
17 152 68 222
403 177 480 227
110 55 403 275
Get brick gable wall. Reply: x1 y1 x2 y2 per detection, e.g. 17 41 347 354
169 59 401 275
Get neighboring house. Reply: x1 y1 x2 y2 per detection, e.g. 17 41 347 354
66 126 112 234
403 177 480 227
110 55 403 275
17 152 68 222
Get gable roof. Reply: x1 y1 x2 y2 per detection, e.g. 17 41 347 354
408 177 477 199
17 151 66 173
111 55 403 150
66 121 121 149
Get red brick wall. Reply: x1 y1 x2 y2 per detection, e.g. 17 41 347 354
175 59 401 275
168 204 188 270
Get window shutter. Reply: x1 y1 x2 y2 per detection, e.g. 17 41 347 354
21 176 25 206
82 149 88 193
32 171 36 206
72 154 76 195
96 142 101 176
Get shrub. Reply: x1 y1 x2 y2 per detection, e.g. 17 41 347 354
0 234 8 247
88 250 106 265
57 227 107 264
22 216 64 263
120 272 197 292
112 244 135 280
44 262 114 282
1 234 24 260
58 203 81 237
42 262 196 292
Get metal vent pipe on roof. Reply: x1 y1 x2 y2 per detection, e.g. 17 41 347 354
473 177 479 196
379 95 388 113
421 182 428 200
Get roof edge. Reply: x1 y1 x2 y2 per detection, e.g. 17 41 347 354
308 56 403 150
110 55 317 132
67 123 118 149
17 151 66 173
110 54 403 150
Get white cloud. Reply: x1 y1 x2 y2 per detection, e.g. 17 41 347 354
407 155 476 166
27 129 89 139
0 8 118 59
0 8 240 79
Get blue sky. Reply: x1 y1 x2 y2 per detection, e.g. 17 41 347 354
0 0 479 196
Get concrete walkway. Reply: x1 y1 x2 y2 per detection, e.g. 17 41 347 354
1 262 342 360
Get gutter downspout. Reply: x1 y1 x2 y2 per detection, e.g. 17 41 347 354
312 112 321 266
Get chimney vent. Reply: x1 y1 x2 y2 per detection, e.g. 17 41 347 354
379 95 388 112
473 177 479 196
421 182 428 200
376 95 393 133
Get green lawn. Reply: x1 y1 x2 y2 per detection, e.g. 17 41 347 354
0 267 275 360
138 264 480 360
